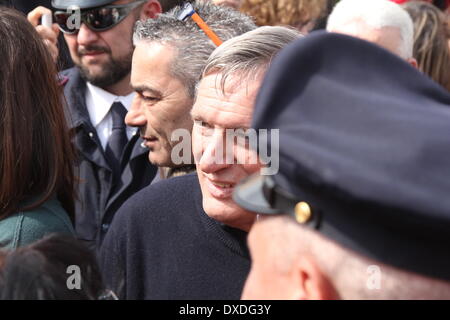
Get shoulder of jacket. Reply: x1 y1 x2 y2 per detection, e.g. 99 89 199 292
19 200 75 236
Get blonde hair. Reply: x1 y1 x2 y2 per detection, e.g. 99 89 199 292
403 1 450 91
240 0 328 31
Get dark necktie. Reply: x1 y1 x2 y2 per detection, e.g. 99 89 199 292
105 101 128 176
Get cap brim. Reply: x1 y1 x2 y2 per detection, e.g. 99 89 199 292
233 174 280 215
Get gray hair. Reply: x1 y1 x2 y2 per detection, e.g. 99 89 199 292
326 0 414 59
133 0 256 97
202 25 302 92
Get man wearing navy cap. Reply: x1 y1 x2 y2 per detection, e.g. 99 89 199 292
234 32 450 299
26 0 180 251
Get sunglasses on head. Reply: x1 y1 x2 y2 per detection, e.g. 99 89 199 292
54 0 146 34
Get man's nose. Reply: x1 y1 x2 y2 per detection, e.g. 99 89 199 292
197 130 233 174
125 97 147 128
77 23 99 46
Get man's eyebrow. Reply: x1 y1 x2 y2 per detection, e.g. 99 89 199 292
228 125 251 130
190 111 215 127
191 111 250 130
131 84 163 97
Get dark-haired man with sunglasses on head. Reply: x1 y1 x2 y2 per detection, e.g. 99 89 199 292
27 0 181 252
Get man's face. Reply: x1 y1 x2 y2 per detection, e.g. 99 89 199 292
63 0 142 88
191 72 262 232
242 216 299 299
126 42 194 167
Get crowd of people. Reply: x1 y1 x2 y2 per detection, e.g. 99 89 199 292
0 0 450 300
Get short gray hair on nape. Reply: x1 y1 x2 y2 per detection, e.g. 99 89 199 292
326 0 414 59
133 0 256 98
202 26 302 92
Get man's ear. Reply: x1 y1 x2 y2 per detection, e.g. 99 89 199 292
291 254 339 300
407 57 418 69
139 0 162 20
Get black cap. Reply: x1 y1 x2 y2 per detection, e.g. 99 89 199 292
52 0 115 10
234 31 450 282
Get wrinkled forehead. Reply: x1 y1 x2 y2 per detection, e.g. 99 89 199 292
191 71 263 128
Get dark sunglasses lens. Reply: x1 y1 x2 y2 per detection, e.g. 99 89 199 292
85 8 121 31
54 12 77 34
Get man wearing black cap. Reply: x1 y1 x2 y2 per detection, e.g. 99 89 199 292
27 0 180 251
234 32 450 299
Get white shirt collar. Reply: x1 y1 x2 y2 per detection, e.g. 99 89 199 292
85 82 135 127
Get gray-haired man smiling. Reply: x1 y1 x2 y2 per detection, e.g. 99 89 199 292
100 24 301 299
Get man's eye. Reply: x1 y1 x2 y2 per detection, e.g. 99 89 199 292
142 95 158 102
194 120 214 137
195 120 213 129
136 91 160 102
202 122 214 129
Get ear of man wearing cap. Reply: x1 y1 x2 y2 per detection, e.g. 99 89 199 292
326 0 418 68
235 31 450 299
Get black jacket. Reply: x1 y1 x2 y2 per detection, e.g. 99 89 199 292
61 67 157 251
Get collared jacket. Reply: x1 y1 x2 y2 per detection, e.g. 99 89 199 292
61 67 157 251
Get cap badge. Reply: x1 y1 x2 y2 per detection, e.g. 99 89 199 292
294 201 312 224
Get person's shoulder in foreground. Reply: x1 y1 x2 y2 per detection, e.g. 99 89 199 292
100 173 250 300
0 197 75 249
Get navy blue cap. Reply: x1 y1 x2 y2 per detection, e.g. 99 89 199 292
234 31 450 282
52 0 115 10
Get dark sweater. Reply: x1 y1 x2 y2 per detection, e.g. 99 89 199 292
100 173 250 300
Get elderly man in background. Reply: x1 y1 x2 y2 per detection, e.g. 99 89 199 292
100 25 301 299
327 0 418 67
125 1 254 181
